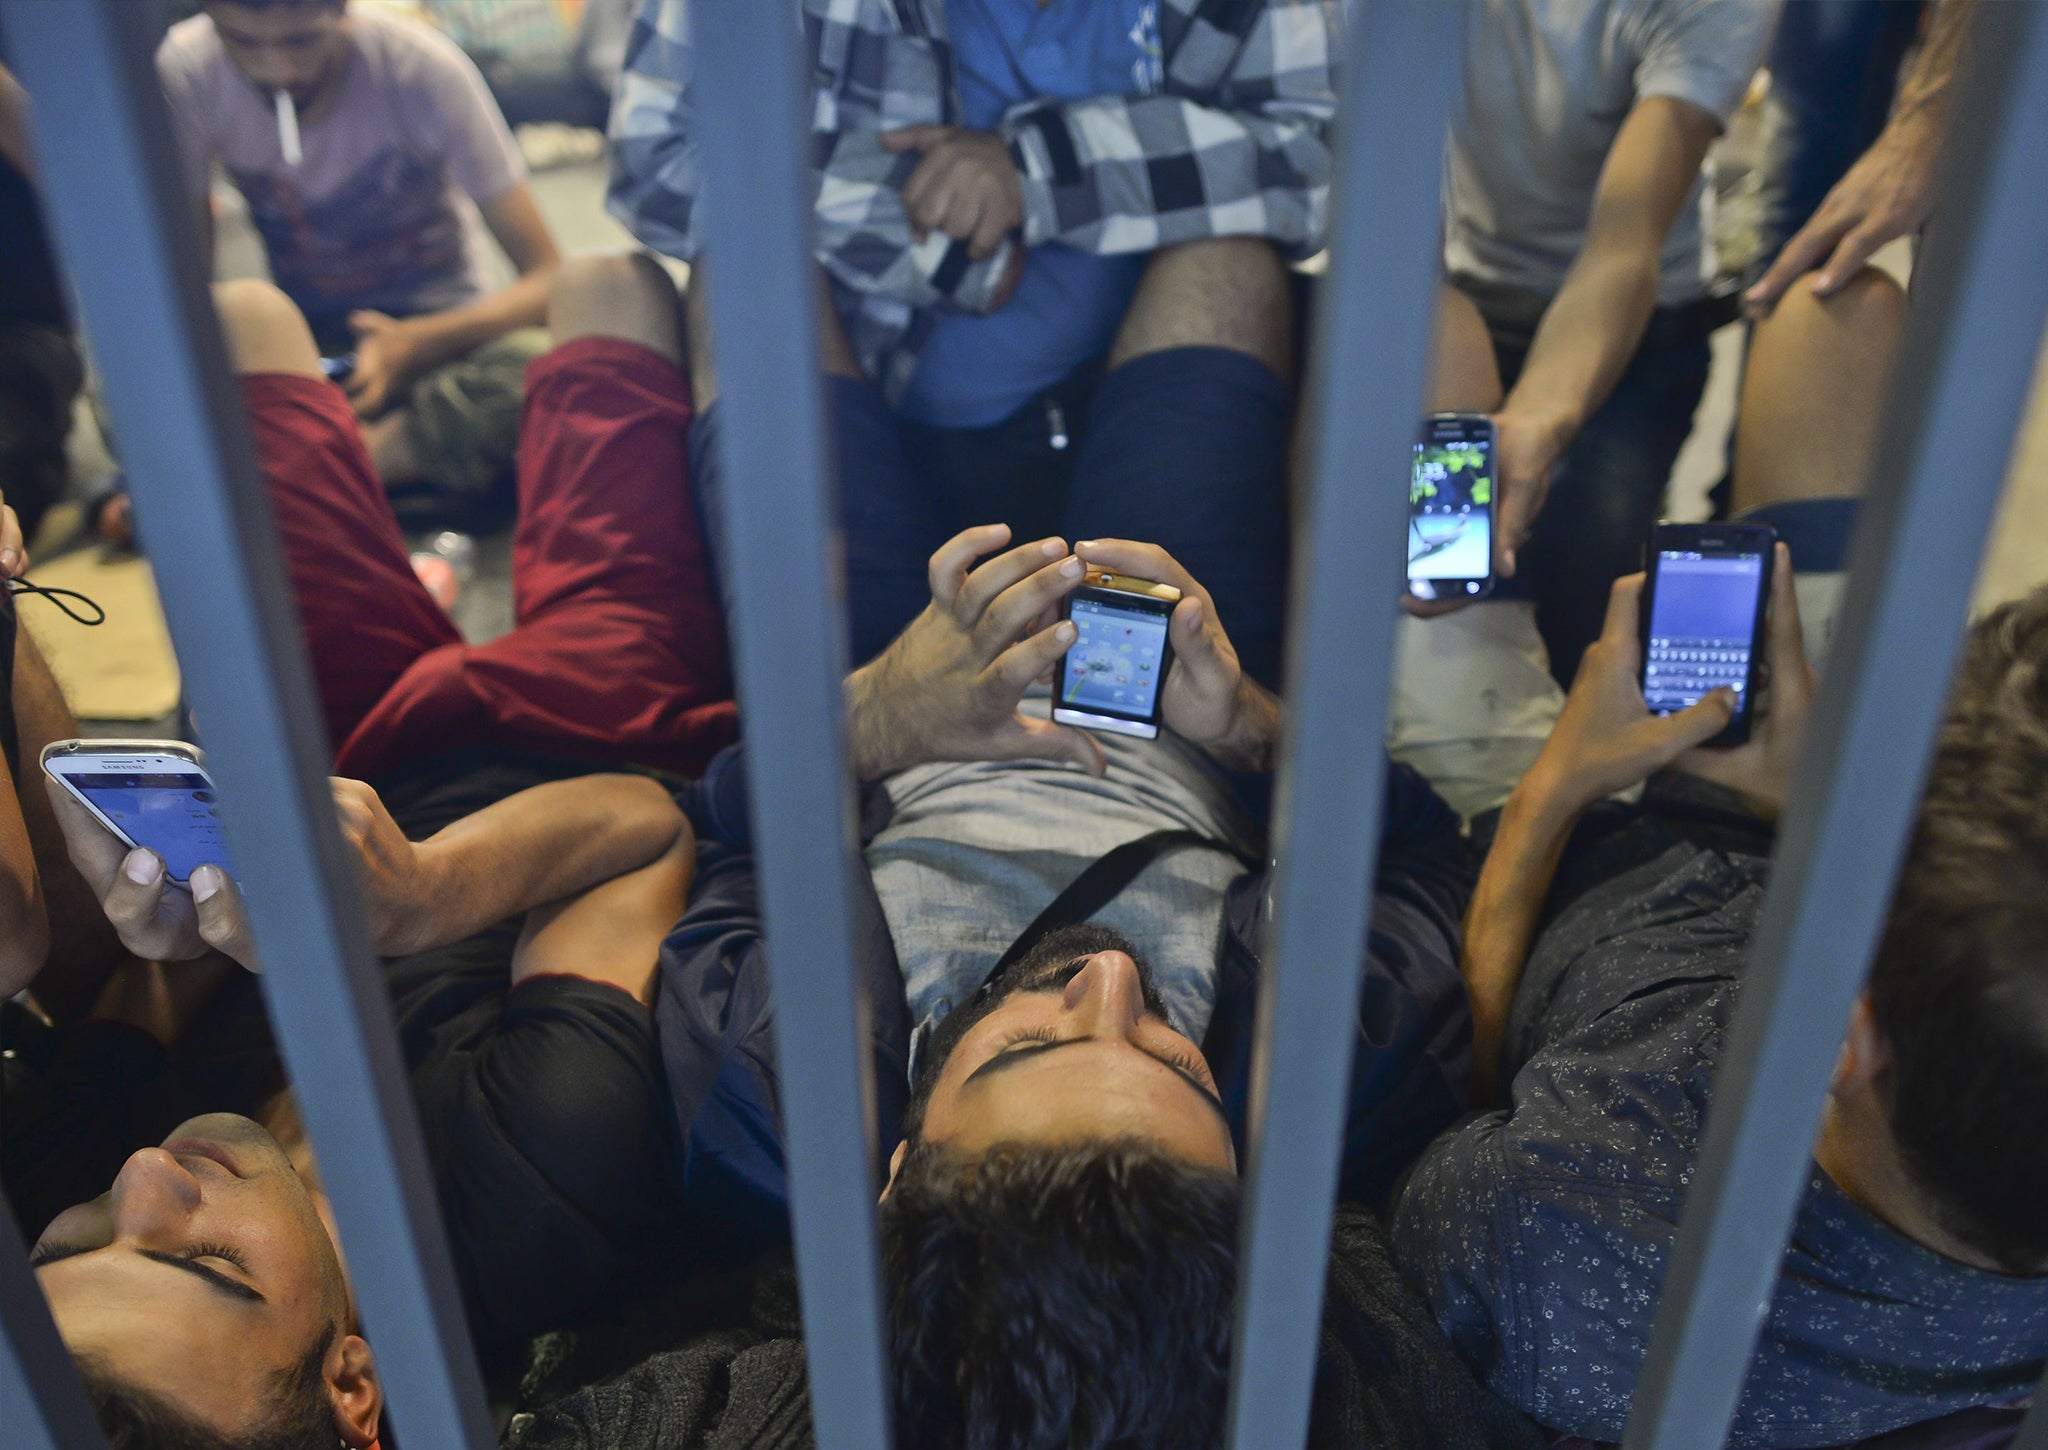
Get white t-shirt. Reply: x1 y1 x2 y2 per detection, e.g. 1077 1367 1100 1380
1444 0 1778 308
157 7 525 330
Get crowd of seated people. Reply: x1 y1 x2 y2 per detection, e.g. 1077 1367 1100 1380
1 1 2042 1448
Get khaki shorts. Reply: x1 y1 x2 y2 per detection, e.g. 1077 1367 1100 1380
403 327 550 500
1390 551 1852 821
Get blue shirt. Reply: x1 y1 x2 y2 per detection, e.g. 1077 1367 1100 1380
896 1 1161 428
1391 786 2048 1447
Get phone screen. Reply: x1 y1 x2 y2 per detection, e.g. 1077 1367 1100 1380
1409 416 1495 599
1062 593 1170 721
1642 549 1768 717
61 768 233 883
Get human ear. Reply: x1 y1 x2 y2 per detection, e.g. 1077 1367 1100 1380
878 1140 909 1203
1831 995 1892 1098
328 1334 382 1448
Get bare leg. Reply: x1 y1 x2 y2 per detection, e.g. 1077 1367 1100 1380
1108 236 1294 383
550 251 687 363
679 262 861 414
1429 284 1504 413
1733 269 1905 511
212 278 325 379
363 409 422 487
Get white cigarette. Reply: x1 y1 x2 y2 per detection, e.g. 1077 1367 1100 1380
275 90 302 166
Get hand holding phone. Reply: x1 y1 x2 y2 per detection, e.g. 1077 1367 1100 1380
1638 523 1777 748
1052 571 1180 741
1671 541 1815 818
42 740 260 969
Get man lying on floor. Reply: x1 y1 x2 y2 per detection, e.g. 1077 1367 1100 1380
9 261 736 1446
510 520 1541 1450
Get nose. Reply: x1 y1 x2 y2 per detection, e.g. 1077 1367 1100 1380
1061 950 1148 1036
108 1148 204 1242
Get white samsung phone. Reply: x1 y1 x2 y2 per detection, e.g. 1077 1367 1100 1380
41 739 235 886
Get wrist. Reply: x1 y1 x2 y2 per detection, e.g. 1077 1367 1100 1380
379 839 446 956
1504 761 1592 839
844 658 908 782
1206 679 1280 773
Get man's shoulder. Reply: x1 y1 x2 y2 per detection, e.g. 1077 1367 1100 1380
349 6 489 92
155 13 228 84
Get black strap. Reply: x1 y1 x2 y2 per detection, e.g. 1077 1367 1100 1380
985 829 1224 984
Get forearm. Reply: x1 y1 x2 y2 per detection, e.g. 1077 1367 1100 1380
1896 0 1971 123
1462 771 1581 1104
392 774 685 956
1199 678 1283 774
1503 245 1661 442
0 767 47 997
401 265 555 374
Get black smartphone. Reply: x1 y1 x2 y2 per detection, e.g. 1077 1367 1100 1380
1052 571 1180 741
1639 522 1777 748
1408 412 1497 602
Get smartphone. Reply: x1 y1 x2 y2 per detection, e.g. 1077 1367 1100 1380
319 353 356 384
1052 571 1181 741
41 739 236 885
1408 413 1497 601
1638 522 1777 748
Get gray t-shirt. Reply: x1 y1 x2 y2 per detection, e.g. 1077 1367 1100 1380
1445 0 1778 308
866 696 1258 1048
157 7 526 326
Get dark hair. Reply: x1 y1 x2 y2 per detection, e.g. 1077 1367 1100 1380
1868 585 2048 1272
76 1329 338 1450
882 1139 1240 1450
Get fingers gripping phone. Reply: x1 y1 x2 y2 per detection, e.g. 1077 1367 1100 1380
1053 571 1180 741
1638 523 1778 748
1409 413 1497 601
41 740 236 886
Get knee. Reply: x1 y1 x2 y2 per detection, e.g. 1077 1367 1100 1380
211 279 320 377
1761 267 1906 359
1428 285 1503 413
1113 237 1294 378
548 251 683 361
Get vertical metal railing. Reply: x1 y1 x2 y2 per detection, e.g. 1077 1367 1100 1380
686 7 894 1448
1623 5 2048 1447
1223 3 1465 1447
1 1196 101 1450
0 2 491 1443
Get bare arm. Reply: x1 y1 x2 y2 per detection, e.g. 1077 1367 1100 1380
1745 0 1973 312
1491 97 1722 573
1462 576 1738 1102
54 769 687 972
0 721 48 998
344 771 685 959
344 183 561 414
512 820 696 1004
0 63 36 180
1460 784 1576 1105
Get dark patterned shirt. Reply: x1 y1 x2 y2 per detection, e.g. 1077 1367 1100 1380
1391 791 2048 1447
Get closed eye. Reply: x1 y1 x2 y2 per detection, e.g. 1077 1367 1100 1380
28 1239 89 1268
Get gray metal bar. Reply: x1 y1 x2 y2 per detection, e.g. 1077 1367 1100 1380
1224 3 1466 1446
1 1197 103 1450
0 2 490 1442
687 8 893 1449
1624 6 2048 1447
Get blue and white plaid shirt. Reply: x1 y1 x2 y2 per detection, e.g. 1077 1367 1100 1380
608 0 1340 401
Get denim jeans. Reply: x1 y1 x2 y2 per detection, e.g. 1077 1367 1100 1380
1490 304 1716 685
